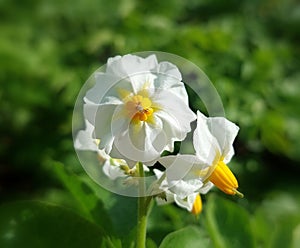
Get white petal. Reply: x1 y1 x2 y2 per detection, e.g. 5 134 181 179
144 117 171 157
83 102 99 125
154 61 190 106
206 116 239 163
169 179 203 198
129 73 156 95
159 154 203 169
159 155 209 179
107 55 122 67
198 181 214 194
153 169 169 192
174 193 198 212
158 155 206 197
153 168 164 179
109 105 165 165
85 72 123 104
193 111 221 165
153 90 196 147
112 120 163 164
74 120 98 151
97 149 110 160
102 160 126 180
156 61 182 81
155 111 191 152
156 191 175 206
106 54 158 79
84 103 121 154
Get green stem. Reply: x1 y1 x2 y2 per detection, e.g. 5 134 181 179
136 162 152 248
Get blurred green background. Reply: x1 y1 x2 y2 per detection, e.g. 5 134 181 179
1 0 300 247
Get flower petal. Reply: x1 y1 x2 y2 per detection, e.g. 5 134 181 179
156 191 175 206
154 61 191 106
102 159 126 180
84 103 121 154
82 54 197 167
158 155 207 197
111 118 164 164
206 116 239 163
74 120 98 151
154 90 196 148
168 179 203 198
198 181 214 194
158 154 202 169
106 54 158 79
193 111 221 165
156 61 182 81
129 73 156 95
85 72 123 104
174 193 198 212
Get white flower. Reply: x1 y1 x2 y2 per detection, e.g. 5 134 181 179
158 110 242 197
157 154 213 198
74 120 150 181
74 120 128 180
83 54 196 167
102 158 128 180
153 169 199 213
74 120 101 153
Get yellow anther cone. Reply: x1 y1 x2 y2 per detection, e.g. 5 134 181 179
209 161 243 198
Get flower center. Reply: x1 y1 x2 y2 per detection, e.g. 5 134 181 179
209 160 244 197
125 94 154 122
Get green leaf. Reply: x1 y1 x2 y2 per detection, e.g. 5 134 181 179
51 161 138 244
205 194 255 248
0 201 110 248
107 195 137 242
268 214 300 248
252 191 300 248
292 224 300 248
51 161 113 231
146 238 158 248
159 226 211 248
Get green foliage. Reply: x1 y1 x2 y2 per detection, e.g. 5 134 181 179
159 226 211 248
51 161 113 229
1 0 300 247
0 201 108 248
49 160 138 246
205 194 255 248
251 190 300 248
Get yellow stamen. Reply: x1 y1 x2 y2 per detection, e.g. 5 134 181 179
209 160 243 198
124 94 154 122
191 194 202 216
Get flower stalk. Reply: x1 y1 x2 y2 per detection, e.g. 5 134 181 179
136 162 152 248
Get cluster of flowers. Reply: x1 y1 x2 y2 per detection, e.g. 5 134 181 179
75 54 243 216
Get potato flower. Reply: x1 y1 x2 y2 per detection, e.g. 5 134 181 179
75 120 149 180
83 54 196 167
153 169 202 216
158 111 243 198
